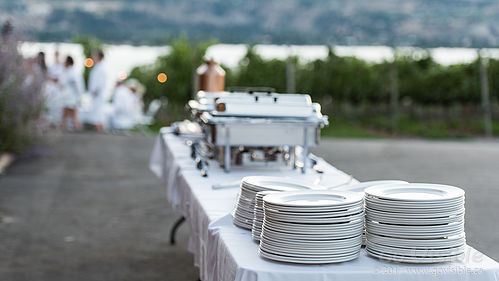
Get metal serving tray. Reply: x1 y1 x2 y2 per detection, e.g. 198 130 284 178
188 90 329 173
199 113 327 173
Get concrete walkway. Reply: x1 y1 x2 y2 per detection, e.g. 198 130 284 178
0 133 498 281
0 133 198 281
312 138 499 262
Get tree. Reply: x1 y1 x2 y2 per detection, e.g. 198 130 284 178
128 36 214 123
130 36 214 104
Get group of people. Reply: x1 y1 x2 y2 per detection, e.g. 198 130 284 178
38 50 145 132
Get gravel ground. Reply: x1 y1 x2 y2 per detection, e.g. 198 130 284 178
0 133 497 281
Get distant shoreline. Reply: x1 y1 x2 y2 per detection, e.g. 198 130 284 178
19 41 499 68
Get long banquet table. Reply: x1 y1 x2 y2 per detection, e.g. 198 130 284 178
149 128 499 281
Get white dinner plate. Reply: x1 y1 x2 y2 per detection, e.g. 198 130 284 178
365 232 466 247
264 202 363 212
242 176 317 192
260 242 361 256
262 223 364 237
233 216 252 226
365 183 465 202
261 235 362 249
366 240 466 257
261 238 362 251
366 221 464 233
365 220 464 231
232 215 253 229
264 209 364 221
263 190 363 208
260 245 361 257
234 208 254 219
264 217 364 230
366 213 464 225
334 180 409 193
365 196 464 207
262 203 364 213
365 192 464 202
366 227 463 239
260 239 362 251
365 203 464 214
365 198 464 210
263 202 364 213
263 214 364 224
259 248 360 264
365 207 464 219
262 224 363 238
263 222 364 235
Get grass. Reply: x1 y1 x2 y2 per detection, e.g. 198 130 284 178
321 118 384 138
320 115 499 139
140 115 499 140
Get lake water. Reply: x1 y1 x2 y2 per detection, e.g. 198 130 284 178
19 42 499 98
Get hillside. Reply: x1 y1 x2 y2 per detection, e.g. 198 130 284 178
1 0 499 47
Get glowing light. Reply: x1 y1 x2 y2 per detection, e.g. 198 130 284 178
157 72 167 83
118 71 127 80
84 58 94 68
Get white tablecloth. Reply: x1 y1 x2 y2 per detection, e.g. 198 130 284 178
150 128 499 281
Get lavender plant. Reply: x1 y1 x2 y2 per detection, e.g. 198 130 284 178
0 24 45 153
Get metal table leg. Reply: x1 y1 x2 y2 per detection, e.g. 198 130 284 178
302 127 308 173
224 127 230 172
169 216 186 245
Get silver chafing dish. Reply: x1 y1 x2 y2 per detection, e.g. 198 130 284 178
186 90 328 173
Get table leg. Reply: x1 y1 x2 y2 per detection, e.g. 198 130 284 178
292 146 297 169
302 127 308 174
169 216 186 245
224 127 230 172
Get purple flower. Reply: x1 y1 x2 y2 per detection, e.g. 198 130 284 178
0 25 45 153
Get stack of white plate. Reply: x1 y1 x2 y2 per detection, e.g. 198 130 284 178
364 183 466 263
333 180 409 245
252 191 277 241
259 190 364 264
233 176 317 230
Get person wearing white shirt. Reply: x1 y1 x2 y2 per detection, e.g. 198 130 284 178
60 56 84 131
88 50 108 131
48 51 64 79
111 80 137 130
44 50 65 126
129 79 145 125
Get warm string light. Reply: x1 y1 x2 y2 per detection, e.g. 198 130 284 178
84 58 94 68
157 72 167 83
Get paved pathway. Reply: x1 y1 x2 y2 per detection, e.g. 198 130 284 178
1 134 498 281
0 133 198 281
312 138 499 261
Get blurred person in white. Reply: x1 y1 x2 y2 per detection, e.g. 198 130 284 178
129 79 145 124
111 78 143 130
49 51 64 79
24 52 47 87
88 50 108 131
34 51 48 77
44 50 64 127
60 56 84 131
